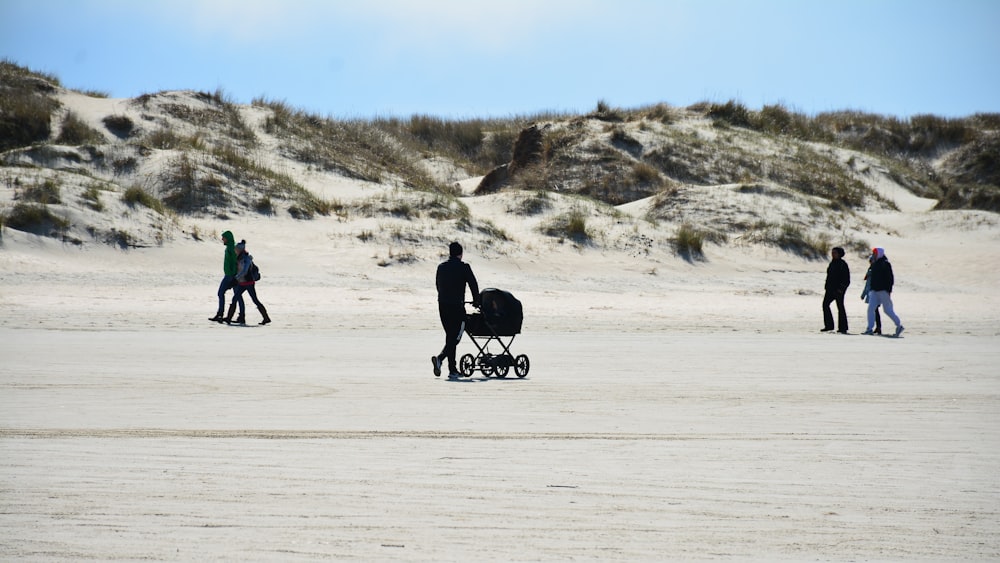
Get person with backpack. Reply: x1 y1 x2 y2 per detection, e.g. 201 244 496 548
209 230 238 322
860 252 883 335
862 247 903 337
224 240 271 325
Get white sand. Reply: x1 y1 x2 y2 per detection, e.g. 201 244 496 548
2 92 1000 560
3 207 999 561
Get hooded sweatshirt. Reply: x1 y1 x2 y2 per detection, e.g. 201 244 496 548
221 231 237 276
868 247 894 292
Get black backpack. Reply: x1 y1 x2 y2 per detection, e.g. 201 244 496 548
249 262 261 281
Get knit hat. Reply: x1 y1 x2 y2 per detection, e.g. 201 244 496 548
872 247 885 260
236 240 246 252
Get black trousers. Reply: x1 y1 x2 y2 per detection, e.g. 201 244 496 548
822 290 848 332
232 283 264 316
437 303 466 372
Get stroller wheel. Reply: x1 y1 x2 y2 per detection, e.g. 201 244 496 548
514 354 530 378
459 354 475 377
495 363 510 378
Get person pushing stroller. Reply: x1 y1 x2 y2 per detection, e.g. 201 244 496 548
432 242 480 379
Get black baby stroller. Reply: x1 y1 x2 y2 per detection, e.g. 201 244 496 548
460 288 530 378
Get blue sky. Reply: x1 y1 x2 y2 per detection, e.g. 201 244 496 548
2 0 998 119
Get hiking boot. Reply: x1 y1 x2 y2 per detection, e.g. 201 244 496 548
431 356 442 377
223 303 237 324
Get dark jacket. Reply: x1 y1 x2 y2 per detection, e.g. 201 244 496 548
824 257 850 293
868 257 894 292
436 257 480 306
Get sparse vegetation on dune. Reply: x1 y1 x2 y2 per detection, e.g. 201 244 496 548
541 207 591 245
764 223 831 260
19 177 63 205
254 97 442 190
1 61 997 257
0 59 62 152
507 189 552 216
122 185 164 214
81 182 106 211
934 135 1000 212
56 110 105 146
2 202 70 237
353 190 469 223
673 223 705 260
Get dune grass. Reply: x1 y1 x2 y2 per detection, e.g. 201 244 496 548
123 185 165 214
81 181 123 213
20 177 62 205
673 223 704 259
542 207 590 243
0 59 62 151
508 190 553 216
737 220 832 260
2 202 70 235
254 97 439 189
56 111 105 146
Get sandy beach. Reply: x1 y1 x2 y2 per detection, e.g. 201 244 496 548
3 81 1000 560
3 212 1000 561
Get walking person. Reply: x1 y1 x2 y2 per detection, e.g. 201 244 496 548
821 246 851 333
432 242 480 379
224 240 271 325
209 230 238 322
860 252 883 334
862 247 903 337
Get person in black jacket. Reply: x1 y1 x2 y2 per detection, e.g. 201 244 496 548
860 253 883 334
863 247 904 336
432 242 480 378
821 246 851 333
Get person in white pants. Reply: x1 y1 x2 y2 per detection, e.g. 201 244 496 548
863 247 904 337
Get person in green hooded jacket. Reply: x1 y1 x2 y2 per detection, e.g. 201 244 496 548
209 230 238 322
